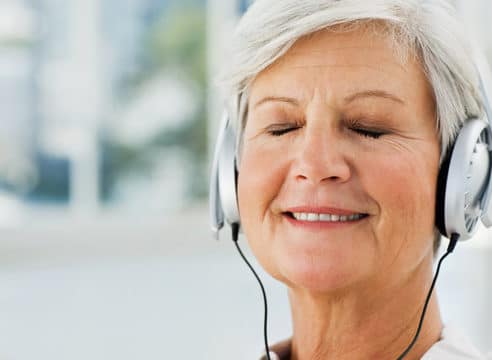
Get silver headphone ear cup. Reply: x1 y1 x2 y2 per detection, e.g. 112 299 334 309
210 114 228 237
209 114 241 238
441 118 491 240
217 120 240 225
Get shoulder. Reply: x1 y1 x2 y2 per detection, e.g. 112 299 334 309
422 326 488 360
259 327 490 360
258 339 291 360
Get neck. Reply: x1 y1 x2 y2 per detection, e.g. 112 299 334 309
288 256 443 360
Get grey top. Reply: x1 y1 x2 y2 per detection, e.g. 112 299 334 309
259 326 488 360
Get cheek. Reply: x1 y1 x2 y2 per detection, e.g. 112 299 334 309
362 148 439 259
238 145 281 218
237 143 294 280
237 143 287 255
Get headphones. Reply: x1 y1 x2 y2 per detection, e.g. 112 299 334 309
210 52 492 243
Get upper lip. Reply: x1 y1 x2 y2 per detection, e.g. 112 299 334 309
284 206 367 216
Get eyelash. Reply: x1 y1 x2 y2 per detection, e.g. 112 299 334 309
350 127 385 139
346 118 386 139
265 121 386 139
267 125 300 137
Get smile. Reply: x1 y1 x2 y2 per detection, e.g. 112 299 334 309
286 212 368 222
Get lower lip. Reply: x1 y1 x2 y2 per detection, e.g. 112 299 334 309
284 214 367 230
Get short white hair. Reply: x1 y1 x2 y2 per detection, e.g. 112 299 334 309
219 0 484 159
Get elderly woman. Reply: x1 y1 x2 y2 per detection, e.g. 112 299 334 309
211 0 491 359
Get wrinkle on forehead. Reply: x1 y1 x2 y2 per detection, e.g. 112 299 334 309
281 43 409 73
278 20 418 71
248 21 431 107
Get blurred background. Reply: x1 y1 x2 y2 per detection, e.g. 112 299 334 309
0 0 490 358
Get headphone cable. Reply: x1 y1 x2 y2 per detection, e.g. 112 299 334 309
396 233 459 359
232 224 458 360
232 223 272 360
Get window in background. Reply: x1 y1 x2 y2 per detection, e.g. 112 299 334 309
238 0 253 14
0 0 208 221
0 0 37 225
101 0 207 213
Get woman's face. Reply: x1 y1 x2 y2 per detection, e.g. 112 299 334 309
237 27 440 294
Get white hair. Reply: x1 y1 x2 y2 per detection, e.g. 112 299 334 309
219 0 484 159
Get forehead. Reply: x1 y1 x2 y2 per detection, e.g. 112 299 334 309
249 26 433 107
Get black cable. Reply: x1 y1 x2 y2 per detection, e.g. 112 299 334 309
230 223 458 360
231 223 271 360
396 233 460 359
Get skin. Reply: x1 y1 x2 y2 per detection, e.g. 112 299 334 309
237 27 442 360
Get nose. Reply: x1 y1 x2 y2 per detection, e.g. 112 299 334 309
292 124 351 184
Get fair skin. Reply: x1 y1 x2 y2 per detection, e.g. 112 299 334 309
237 26 442 360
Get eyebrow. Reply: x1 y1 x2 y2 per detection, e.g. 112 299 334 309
252 96 300 110
344 89 405 105
252 89 405 110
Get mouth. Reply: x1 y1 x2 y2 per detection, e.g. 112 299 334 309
283 211 369 223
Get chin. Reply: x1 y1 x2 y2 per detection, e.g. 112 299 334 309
276 247 371 294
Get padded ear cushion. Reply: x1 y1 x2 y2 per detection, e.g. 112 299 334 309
435 145 454 237
217 118 241 226
210 114 241 237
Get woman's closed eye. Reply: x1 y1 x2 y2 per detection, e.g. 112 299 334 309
346 118 387 139
266 123 301 136
351 127 386 139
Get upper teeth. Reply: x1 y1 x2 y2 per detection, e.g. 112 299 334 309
292 213 364 222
